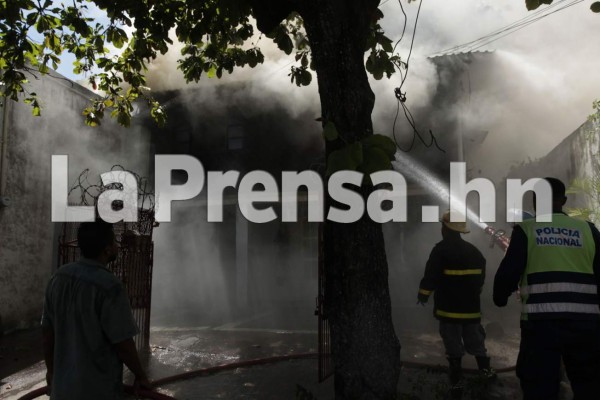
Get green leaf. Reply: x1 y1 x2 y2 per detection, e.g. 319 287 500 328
151 104 166 128
366 50 395 80
207 65 217 78
108 27 128 49
117 111 131 127
372 66 384 80
326 142 363 176
289 66 312 87
525 0 553 11
348 142 364 166
299 69 312 86
26 12 38 26
269 25 294 55
83 107 100 126
248 54 258 68
326 150 351 177
359 147 391 176
35 16 49 32
301 54 308 68
323 121 338 141
591 2 600 13
379 35 394 53
361 134 397 158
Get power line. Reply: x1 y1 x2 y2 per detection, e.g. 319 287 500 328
430 0 584 57
466 0 583 53
436 0 570 55
390 0 444 153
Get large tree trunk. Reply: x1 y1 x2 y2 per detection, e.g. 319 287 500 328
301 1 402 399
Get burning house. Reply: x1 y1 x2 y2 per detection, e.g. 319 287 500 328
2 48 597 399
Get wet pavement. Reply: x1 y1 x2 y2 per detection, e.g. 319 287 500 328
0 303 574 400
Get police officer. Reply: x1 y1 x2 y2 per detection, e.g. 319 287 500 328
418 211 495 399
494 177 600 399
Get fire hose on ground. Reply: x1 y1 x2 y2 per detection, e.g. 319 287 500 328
19 224 516 400
16 353 516 400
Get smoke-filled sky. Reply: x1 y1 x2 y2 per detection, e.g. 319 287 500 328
56 0 600 180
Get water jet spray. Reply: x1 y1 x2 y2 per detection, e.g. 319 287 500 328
392 152 513 251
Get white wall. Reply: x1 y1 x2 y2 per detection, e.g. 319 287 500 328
0 70 150 333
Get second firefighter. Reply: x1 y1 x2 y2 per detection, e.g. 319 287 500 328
417 211 496 398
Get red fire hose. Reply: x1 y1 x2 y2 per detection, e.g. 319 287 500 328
17 353 515 400
16 354 317 400
16 384 176 400
402 360 516 374
151 353 317 387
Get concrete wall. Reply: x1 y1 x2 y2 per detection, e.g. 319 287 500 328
0 70 150 333
506 118 600 215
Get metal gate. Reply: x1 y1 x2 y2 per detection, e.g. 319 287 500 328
315 222 333 382
57 209 156 351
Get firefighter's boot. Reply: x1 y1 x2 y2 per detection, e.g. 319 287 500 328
476 356 497 381
447 357 464 400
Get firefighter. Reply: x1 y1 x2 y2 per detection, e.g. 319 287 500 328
494 177 600 399
418 211 496 399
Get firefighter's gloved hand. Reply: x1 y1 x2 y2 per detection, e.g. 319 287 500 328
417 293 429 306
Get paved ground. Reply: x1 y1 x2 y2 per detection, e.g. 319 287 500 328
0 304 574 400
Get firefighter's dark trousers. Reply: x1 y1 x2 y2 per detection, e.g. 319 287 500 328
516 319 600 400
439 321 488 358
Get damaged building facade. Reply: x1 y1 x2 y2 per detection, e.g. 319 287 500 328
2 50 597 336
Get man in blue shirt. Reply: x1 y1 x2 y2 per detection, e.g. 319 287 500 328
42 221 152 399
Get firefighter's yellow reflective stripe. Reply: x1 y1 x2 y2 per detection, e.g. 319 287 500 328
435 310 481 319
419 288 432 296
443 269 482 276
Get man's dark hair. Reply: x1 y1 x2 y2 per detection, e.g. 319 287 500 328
77 221 115 258
544 177 566 199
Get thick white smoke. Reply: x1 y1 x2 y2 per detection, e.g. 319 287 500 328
375 0 600 180
136 1 599 331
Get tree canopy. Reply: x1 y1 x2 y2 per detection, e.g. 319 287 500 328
0 0 406 128
2 0 595 127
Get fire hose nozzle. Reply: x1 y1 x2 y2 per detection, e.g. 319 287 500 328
485 226 511 252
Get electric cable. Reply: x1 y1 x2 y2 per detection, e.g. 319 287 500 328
390 0 444 154
464 0 583 53
436 0 570 55
430 0 584 57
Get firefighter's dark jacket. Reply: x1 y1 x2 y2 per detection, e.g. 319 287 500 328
419 233 486 322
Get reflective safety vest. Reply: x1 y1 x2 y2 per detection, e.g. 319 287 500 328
519 214 600 321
